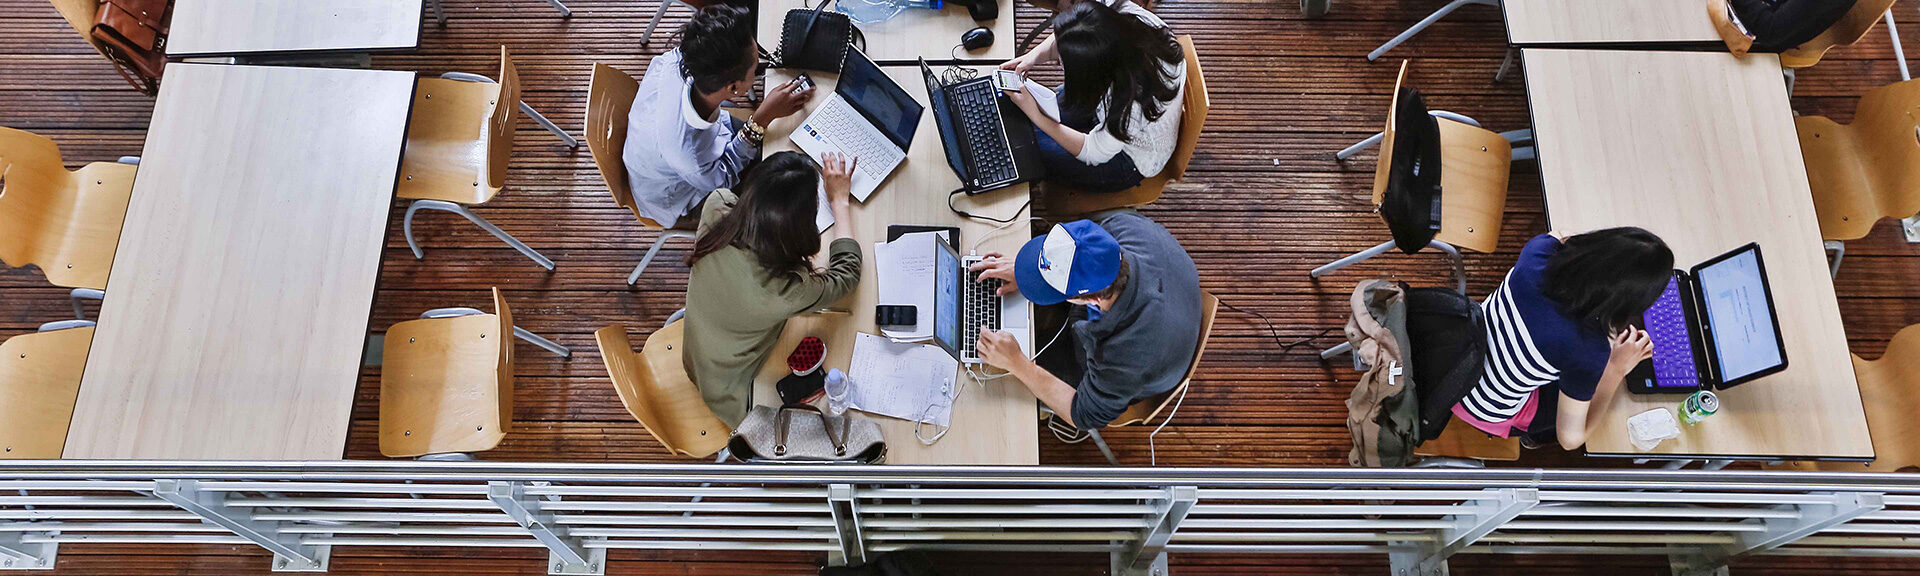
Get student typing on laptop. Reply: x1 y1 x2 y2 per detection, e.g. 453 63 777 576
622 5 814 228
970 213 1202 435
999 1 1185 194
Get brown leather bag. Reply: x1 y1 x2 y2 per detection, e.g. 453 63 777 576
91 0 171 95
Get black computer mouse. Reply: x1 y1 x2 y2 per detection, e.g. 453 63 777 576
962 27 995 52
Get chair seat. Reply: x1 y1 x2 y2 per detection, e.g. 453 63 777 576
0 327 94 459
397 77 505 205
380 314 509 457
0 127 137 291
1414 416 1520 462
1044 175 1172 220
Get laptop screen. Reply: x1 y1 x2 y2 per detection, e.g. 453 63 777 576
839 50 922 149
932 239 963 359
1693 244 1787 385
920 60 973 182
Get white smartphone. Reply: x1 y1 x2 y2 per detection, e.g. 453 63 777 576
992 69 1023 92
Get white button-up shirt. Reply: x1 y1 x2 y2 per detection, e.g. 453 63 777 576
621 49 759 226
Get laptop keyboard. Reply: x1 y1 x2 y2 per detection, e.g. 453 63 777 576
812 102 902 180
950 81 1018 186
960 265 1004 361
1644 277 1701 388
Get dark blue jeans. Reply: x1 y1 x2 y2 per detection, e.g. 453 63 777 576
1035 93 1146 194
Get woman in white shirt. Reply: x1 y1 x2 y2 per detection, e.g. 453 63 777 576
1002 0 1185 193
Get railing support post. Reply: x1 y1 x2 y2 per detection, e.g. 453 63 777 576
1410 488 1538 575
1673 491 1884 575
828 484 866 567
1114 486 1197 576
487 481 603 575
0 530 56 571
152 479 329 572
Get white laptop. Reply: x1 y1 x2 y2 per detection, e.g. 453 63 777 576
791 48 922 202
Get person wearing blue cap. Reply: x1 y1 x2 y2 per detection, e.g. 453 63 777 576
970 212 1202 434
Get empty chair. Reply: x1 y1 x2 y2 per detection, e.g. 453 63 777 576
379 287 571 458
1807 325 1920 473
1796 78 1920 277
0 322 95 459
0 126 137 319
1314 61 1524 294
585 62 700 285
1044 35 1210 218
428 0 571 27
399 46 575 272
1080 292 1218 465
595 321 733 459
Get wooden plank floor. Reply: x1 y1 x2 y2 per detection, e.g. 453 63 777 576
6 0 1920 572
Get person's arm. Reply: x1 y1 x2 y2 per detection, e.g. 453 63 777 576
1556 328 1653 451
1006 86 1091 157
978 330 1081 427
798 154 862 309
1003 34 1061 75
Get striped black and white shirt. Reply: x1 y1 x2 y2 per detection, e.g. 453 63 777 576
1458 235 1610 424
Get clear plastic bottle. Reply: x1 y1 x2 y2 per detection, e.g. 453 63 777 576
836 0 944 25
823 369 850 415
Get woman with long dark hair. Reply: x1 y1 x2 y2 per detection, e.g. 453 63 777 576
1001 0 1186 193
1453 228 1673 451
681 152 859 426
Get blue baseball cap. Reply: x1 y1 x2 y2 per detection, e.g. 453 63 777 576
1014 220 1122 306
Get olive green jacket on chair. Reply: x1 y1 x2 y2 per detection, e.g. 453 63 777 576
682 188 862 426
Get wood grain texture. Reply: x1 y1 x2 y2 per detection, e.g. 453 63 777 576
758 65 1039 466
1503 0 1722 46
758 0 1017 62
64 64 414 460
0 326 91 459
166 0 426 57
1522 49 1873 459
0 126 134 291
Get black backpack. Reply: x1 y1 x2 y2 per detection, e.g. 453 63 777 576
1380 87 1444 255
1404 286 1485 442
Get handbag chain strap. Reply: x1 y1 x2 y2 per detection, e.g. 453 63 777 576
772 404 848 457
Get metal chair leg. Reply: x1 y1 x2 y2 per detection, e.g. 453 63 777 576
1311 239 1466 294
513 326 573 358
1019 18 1051 52
666 308 687 327
546 0 572 18
1086 429 1120 466
1320 341 1353 361
628 230 698 285
430 0 447 27
70 288 104 320
1368 0 1499 61
520 102 580 148
1335 132 1385 161
1889 12 1910 82
405 199 556 271
643 0 676 45
1494 47 1518 82
1826 240 1845 279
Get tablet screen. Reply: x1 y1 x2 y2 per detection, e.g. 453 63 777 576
1694 246 1785 384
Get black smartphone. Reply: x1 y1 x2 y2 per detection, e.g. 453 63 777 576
876 304 917 326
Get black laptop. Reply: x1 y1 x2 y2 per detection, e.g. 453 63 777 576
918 58 1045 194
1626 243 1791 394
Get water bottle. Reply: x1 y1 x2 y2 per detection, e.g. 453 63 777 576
823 369 850 415
836 0 943 25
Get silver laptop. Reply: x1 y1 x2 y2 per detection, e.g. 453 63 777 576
791 48 922 202
931 237 1033 365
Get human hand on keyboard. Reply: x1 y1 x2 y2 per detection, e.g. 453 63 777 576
976 329 1027 371
820 152 857 206
969 253 1020 297
1608 327 1653 367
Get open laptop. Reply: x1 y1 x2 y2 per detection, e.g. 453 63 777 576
930 237 1034 365
919 58 1045 194
1627 243 1790 394
792 48 922 202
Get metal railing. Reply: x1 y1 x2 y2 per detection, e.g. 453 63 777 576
3 462 1920 575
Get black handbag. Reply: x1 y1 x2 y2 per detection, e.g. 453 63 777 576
778 1 865 73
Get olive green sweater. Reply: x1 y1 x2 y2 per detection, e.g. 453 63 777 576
682 189 862 426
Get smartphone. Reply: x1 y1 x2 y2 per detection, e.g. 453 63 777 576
991 69 1023 92
793 73 814 92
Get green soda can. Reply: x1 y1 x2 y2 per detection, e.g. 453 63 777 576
1680 390 1720 425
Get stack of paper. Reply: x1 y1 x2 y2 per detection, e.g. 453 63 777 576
875 231 941 341
844 333 959 426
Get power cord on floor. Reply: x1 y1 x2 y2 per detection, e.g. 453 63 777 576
1217 297 1343 357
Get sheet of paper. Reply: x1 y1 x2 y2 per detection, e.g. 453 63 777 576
845 333 959 426
816 180 834 233
875 231 939 340
1024 79 1061 123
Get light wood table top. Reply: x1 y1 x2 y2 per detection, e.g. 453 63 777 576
758 0 1017 62
65 64 414 459
1521 49 1872 460
1504 0 1722 47
757 66 1038 465
166 0 424 57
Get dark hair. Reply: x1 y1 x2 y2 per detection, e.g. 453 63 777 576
686 152 822 276
1080 257 1130 303
677 5 757 96
1054 1 1183 142
1542 227 1675 333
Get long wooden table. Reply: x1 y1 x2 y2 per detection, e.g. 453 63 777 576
757 66 1039 465
1504 0 1722 47
166 0 425 57
1521 49 1873 460
758 0 1017 62
64 63 414 459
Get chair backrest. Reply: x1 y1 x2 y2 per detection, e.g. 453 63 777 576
1814 324 1920 472
48 0 97 47
1371 60 1411 205
1798 78 1920 241
1780 0 1900 69
1163 34 1208 181
377 288 515 457
490 287 516 430
0 326 94 459
0 126 135 290
1110 292 1219 428
486 46 522 191
584 63 662 226
593 323 732 458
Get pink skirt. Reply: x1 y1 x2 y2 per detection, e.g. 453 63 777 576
1452 390 1540 438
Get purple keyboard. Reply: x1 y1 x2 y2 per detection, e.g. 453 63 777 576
1642 277 1700 389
